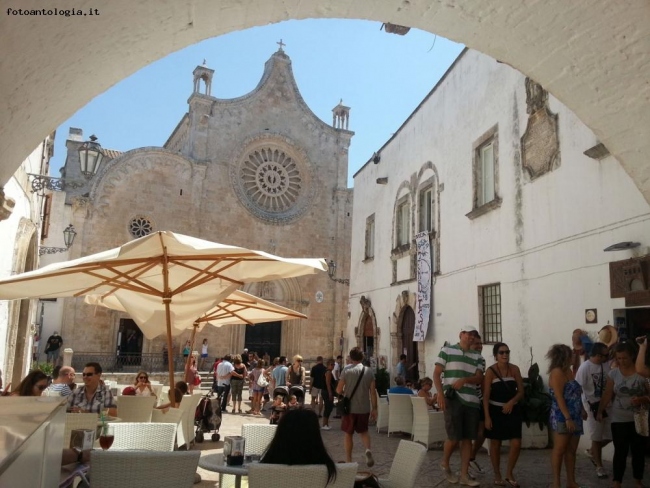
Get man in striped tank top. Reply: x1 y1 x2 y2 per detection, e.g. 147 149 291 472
434 326 484 487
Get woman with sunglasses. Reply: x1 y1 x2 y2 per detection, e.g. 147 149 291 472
547 344 587 488
9 370 49 396
133 370 156 398
483 343 524 487
287 355 306 388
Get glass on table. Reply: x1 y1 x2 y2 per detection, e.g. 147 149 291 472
99 424 114 450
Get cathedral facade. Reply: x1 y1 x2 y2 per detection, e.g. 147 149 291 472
43 49 352 363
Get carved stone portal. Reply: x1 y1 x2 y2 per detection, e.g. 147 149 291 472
521 78 560 180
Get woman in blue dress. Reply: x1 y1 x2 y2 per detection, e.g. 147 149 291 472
547 344 587 488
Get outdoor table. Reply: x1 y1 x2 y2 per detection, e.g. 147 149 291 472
198 453 254 488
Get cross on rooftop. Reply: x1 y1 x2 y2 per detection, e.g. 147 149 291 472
277 39 285 51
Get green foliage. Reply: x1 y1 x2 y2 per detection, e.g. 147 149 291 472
521 362 552 430
33 362 54 376
375 367 390 396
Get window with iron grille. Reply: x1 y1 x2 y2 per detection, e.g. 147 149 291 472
479 283 501 343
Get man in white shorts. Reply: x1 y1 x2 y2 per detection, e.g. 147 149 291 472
575 342 612 479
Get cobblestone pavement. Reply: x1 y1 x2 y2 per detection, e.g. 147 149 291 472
191 395 621 488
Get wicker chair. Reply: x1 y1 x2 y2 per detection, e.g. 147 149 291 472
242 423 277 456
387 394 413 437
63 413 98 449
376 390 389 433
151 406 183 428
410 397 446 449
248 462 358 488
110 422 176 451
89 450 200 488
377 440 427 488
176 393 202 449
219 423 279 488
116 395 156 422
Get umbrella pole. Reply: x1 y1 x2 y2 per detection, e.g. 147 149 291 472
164 296 176 407
185 322 199 375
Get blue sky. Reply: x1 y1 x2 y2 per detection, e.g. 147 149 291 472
51 19 463 187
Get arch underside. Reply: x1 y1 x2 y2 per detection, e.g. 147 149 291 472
0 1 648 205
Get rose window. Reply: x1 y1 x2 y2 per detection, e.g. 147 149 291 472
240 148 302 213
129 217 153 238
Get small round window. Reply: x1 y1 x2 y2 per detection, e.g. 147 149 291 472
129 217 153 238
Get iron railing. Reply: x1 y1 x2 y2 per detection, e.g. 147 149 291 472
71 352 187 373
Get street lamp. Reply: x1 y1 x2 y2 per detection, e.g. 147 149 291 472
326 259 349 285
39 224 77 256
29 134 105 192
78 134 105 178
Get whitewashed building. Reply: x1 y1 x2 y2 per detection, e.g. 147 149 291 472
0 133 55 385
349 49 650 381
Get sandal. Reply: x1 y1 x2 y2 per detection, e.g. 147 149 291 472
505 479 520 488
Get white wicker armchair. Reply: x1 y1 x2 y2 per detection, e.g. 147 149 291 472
176 393 202 449
116 395 156 422
63 413 98 449
248 462 358 488
151 406 183 427
376 390 389 433
220 423 279 488
110 422 176 451
89 450 200 488
410 397 445 449
242 424 277 456
387 394 413 437
377 440 427 488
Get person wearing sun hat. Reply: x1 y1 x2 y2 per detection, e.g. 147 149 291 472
434 326 485 487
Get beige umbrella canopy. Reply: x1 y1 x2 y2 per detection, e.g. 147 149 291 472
0 231 326 400
86 289 308 374
84 289 307 336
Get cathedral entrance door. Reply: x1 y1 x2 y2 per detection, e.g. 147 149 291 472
245 321 281 361
117 319 143 370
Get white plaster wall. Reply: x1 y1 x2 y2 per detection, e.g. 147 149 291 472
0 143 46 374
350 50 650 380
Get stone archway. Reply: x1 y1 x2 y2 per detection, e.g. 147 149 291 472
391 290 425 380
1 2 648 207
5 219 38 383
355 296 378 360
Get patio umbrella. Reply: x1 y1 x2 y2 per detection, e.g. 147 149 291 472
85 289 308 371
0 231 326 400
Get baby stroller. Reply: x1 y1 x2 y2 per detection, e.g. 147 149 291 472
272 385 289 403
289 385 305 405
195 393 221 443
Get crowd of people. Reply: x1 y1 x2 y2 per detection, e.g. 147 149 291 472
8 326 650 487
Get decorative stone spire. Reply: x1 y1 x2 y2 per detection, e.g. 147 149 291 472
192 64 214 96
332 99 350 130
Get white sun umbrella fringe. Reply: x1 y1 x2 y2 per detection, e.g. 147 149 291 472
0 231 326 404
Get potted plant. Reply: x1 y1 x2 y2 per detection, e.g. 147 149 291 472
520 360 552 448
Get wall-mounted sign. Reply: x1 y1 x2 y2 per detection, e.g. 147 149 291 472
585 308 597 324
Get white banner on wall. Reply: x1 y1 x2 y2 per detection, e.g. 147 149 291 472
414 232 432 342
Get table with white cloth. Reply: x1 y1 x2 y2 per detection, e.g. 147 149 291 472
199 453 255 488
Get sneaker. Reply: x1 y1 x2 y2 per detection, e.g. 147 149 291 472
364 449 375 468
321 425 331 431
469 459 484 474
459 478 480 487
596 466 608 479
440 464 459 484
459 471 476 481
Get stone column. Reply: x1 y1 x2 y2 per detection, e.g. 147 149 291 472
62 348 73 367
